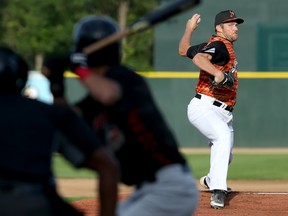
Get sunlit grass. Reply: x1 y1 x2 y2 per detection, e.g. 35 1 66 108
183 153 288 180
53 153 288 180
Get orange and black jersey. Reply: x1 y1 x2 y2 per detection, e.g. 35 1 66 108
187 36 239 107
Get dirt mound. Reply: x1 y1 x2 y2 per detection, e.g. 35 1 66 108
56 179 288 215
72 191 288 216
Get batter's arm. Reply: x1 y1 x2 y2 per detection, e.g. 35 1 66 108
70 53 122 106
178 13 201 56
84 148 119 216
79 72 122 106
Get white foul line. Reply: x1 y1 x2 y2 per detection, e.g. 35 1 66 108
242 192 288 195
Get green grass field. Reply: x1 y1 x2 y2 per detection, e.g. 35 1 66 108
53 152 288 180
184 153 288 180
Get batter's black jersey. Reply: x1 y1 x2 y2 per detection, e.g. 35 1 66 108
0 94 101 183
76 65 187 186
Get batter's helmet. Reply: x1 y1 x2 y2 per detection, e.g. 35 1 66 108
0 46 29 93
72 16 121 67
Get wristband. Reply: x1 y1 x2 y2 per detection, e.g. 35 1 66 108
75 67 92 80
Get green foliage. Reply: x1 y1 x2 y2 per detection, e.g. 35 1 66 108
122 30 154 71
0 1 100 63
123 0 160 71
0 0 161 70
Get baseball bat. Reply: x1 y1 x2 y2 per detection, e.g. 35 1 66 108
83 0 201 55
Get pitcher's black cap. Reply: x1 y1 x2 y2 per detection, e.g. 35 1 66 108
214 10 244 27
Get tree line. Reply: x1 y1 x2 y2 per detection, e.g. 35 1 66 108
0 0 162 71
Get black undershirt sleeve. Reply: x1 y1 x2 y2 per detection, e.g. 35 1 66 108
186 42 207 59
201 41 230 66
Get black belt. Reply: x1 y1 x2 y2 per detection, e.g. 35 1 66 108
195 94 234 112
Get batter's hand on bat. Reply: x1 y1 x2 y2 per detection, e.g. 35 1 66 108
70 52 93 80
70 52 88 70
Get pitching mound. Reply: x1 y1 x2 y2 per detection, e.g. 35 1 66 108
72 191 288 216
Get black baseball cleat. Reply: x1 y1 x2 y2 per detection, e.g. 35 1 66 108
210 190 227 209
199 176 232 193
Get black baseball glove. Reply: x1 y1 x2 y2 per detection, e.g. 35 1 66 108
210 71 235 87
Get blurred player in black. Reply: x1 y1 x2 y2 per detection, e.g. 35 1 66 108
44 15 199 216
0 46 118 216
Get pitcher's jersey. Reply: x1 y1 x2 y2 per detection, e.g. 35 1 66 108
195 36 239 107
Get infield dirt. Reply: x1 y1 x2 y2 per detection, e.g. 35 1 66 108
57 178 288 216
58 148 288 215
57 178 288 198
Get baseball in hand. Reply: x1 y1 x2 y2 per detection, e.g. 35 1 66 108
197 17 201 24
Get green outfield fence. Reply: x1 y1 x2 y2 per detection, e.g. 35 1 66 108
65 71 288 148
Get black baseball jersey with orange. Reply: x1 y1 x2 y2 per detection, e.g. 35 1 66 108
75 65 187 186
0 94 101 182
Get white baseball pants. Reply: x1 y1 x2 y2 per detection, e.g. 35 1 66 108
187 93 234 191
